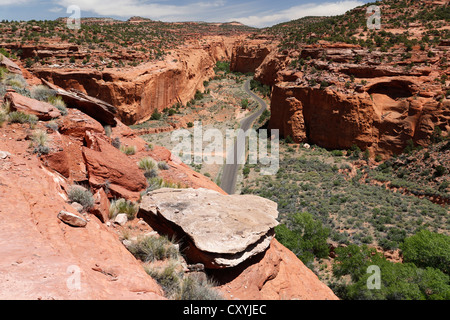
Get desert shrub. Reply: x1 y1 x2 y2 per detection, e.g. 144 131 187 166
0 66 8 80
214 60 230 73
434 165 447 177
67 185 94 210
128 235 179 262
45 120 59 132
241 98 249 109
401 230 450 274
47 96 68 115
158 161 170 170
30 85 55 102
138 157 157 171
30 129 50 155
8 111 38 124
120 145 136 155
275 212 330 266
177 274 223 300
145 262 182 298
109 198 139 220
332 244 450 300
150 109 162 120
0 105 7 126
331 150 344 157
111 137 121 149
3 74 27 88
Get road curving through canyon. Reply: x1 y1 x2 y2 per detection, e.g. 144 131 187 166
220 78 268 194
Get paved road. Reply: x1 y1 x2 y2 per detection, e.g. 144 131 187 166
220 79 268 194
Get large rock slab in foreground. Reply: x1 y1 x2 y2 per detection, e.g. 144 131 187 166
139 188 279 269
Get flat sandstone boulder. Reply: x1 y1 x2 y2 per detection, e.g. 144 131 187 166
139 188 279 269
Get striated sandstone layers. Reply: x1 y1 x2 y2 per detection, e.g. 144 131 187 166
232 41 450 157
32 36 237 125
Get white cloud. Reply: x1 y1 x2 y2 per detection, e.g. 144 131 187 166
48 7 63 13
0 0 32 5
54 0 228 21
51 0 364 27
232 1 365 27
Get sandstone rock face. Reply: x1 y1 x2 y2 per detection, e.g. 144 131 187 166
0 127 164 299
42 79 117 126
82 133 148 201
139 188 279 269
268 78 448 157
90 188 110 223
33 37 237 125
215 239 339 300
5 92 61 120
0 54 22 74
230 43 272 74
232 41 450 157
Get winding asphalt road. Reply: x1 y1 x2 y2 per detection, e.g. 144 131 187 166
220 79 268 194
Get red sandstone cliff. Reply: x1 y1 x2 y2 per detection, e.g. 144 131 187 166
33 36 238 125
232 40 449 157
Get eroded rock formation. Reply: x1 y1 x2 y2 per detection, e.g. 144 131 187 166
139 188 279 269
33 36 237 125
233 40 450 157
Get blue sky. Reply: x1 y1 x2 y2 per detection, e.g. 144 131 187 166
0 0 370 27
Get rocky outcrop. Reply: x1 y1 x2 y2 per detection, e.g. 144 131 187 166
0 54 22 74
0 43 79 59
268 77 448 157
42 79 117 126
230 43 272 74
232 40 450 157
0 124 164 299
138 188 279 269
32 37 237 125
82 132 148 201
214 239 339 300
5 91 61 120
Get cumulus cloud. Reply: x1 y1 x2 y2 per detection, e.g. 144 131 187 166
0 0 32 5
50 0 364 27
233 1 365 28
53 0 229 21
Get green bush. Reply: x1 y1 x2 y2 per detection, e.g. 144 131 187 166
177 274 223 300
275 212 330 266
138 157 157 171
332 244 450 300
8 111 38 124
158 161 170 170
30 85 55 102
67 185 94 210
120 145 137 155
150 109 162 120
109 198 139 220
401 230 450 274
145 262 182 298
31 129 50 155
47 96 68 116
128 235 179 262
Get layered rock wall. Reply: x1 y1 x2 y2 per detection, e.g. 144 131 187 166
33 37 236 125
